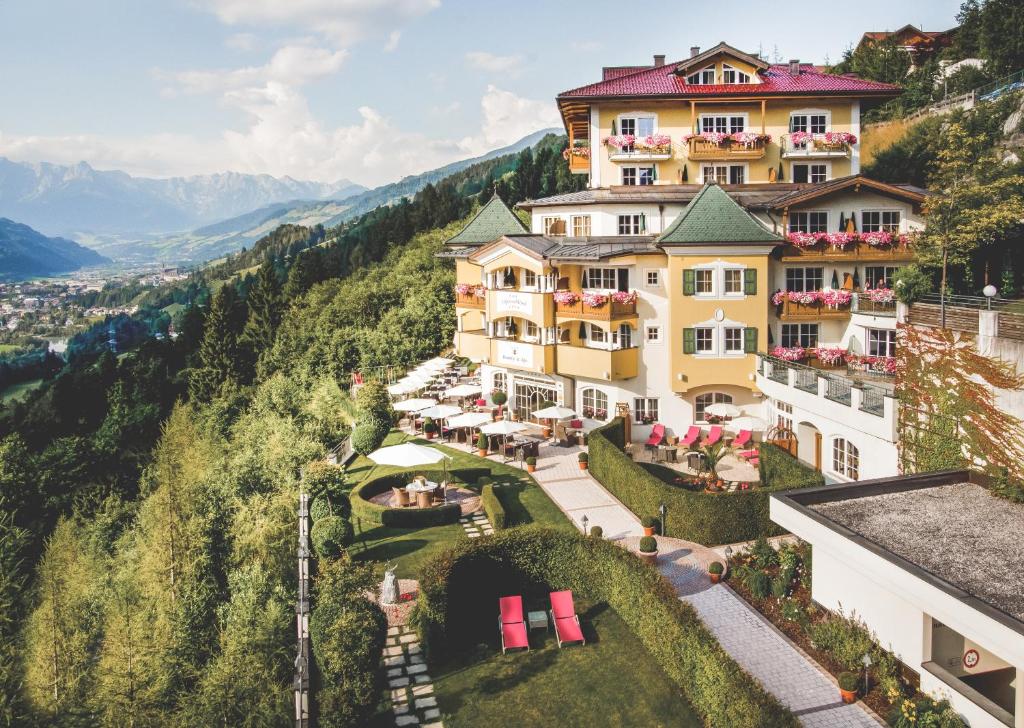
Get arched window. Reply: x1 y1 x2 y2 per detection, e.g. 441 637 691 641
832 438 860 480
581 388 609 420
493 372 507 393
695 392 733 422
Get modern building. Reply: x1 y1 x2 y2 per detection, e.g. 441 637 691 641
444 43 927 483
771 471 1024 728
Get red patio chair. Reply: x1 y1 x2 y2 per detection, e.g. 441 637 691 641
737 449 759 460
679 425 701 447
748 457 760 468
644 423 665 449
549 590 585 648
732 429 752 449
569 419 583 429
703 425 723 447
498 595 529 654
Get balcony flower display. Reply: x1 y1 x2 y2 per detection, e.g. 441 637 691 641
455 282 474 295
821 131 858 146
603 134 636 150
771 346 806 362
610 290 637 304
634 134 672 153
814 346 847 366
682 131 730 146
865 287 895 304
789 131 814 147
771 291 787 306
582 405 594 418
582 291 609 308
562 141 591 160
787 231 826 248
861 231 895 246
787 290 821 305
553 290 580 306
821 289 852 308
730 132 771 146
853 355 897 375
825 232 857 249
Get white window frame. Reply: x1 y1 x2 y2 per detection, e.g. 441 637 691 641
645 325 662 344
864 266 900 289
521 269 538 291
693 261 749 300
832 437 860 481
867 328 897 357
644 269 660 288
571 215 591 237
781 323 819 348
723 326 744 354
616 112 657 143
773 399 793 433
699 112 748 134
588 323 607 346
581 387 609 421
861 209 902 233
788 211 829 233
584 267 617 291
785 267 824 292
695 392 734 423
686 66 715 85
543 216 566 236
701 163 748 185
789 109 831 134
722 64 752 84
723 268 744 296
791 162 831 184
633 397 660 424
694 326 715 354
621 166 655 186
522 320 539 341
694 269 715 296
617 214 644 235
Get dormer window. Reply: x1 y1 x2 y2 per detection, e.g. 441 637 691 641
686 66 715 85
722 65 751 84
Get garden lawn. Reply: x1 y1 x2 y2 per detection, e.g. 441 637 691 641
431 598 701 728
347 430 572 580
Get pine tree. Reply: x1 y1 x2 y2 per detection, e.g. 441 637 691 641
190 285 244 401
241 259 283 376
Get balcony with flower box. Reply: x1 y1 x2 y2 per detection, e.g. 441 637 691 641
563 140 591 173
604 134 673 162
685 132 769 161
779 231 917 262
556 342 639 381
781 131 856 159
552 290 638 321
454 283 486 309
851 290 897 317
773 290 852 320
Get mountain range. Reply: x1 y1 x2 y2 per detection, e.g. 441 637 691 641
0 218 109 279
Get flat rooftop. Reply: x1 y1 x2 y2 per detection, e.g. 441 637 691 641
809 481 1024 623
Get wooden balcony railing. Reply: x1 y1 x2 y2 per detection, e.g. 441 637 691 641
779 239 915 262
455 291 486 309
687 136 766 160
554 297 637 320
778 298 851 319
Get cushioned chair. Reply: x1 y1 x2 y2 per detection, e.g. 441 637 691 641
499 596 529 654
645 423 666 448
549 590 585 648
392 487 411 508
432 482 446 504
569 419 583 429
732 429 752 449
703 425 723 447
679 425 701 448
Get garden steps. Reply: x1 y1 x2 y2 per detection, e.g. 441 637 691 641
383 622 445 727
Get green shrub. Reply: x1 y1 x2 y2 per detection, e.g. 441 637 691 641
309 496 331 523
491 390 507 407
422 417 437 434
578 452 588 463
638 536 657 553
589 525 603 538
758 443 825 490
893 264 934 305
351 422 386 456
476 433 488 450
641 515 658 529
476 475 491 487
526 456 537 466
889 696 966 728
837 672 859 692
770 575 788 598
589 419 821 545
310 515 354 559
748 536 779 569
304 461 349 499
480 484 505 530
809 611 875 670
708 561 724 575
742 568 771 599
416 528 797 728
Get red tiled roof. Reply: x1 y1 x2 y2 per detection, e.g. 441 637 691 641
558 62 900 99
602 66 651 81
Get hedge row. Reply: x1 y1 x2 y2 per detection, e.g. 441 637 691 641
480 484 505 530
351 467 490 528
417 527 797 728
588 419 823 545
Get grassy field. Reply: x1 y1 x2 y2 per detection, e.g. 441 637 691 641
0 378 43 404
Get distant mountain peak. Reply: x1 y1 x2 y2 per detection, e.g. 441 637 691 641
0 217 109 279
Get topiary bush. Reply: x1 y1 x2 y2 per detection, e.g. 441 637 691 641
589 525 603 538
351 422 385 456
589 419 822 545
708 561 724 575
311 515 354 559
417 528 798 728
837 672 859 692
480 483 505 530
304 461 349 500
310 496 332 523
638 535 657 553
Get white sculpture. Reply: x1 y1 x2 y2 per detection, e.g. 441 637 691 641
380 563 399 605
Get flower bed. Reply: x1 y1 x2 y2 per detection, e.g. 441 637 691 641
417 527 798 727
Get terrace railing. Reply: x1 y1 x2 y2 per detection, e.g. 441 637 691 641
758 353 893 419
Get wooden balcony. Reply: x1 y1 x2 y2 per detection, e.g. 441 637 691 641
779 239 916 263
556 344 639 381
777 298 851 320
687 136 766 161
455 291 485 309
554 297 637 321
781 135 852 159
568 152 590 174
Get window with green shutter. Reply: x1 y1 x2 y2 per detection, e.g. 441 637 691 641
744 327 758 353
683 328 696 354
743 268 757 295
682 269 695 295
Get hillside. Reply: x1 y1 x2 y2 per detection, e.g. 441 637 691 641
0 218 110 278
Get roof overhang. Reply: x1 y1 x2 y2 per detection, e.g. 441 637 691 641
765 175 928 210
467 236 547 264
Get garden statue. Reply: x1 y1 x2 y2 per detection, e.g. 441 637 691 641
380 563 399 605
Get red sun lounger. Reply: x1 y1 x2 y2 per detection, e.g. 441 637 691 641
549 590 585 648
644 423 665 448
679 425 701 447
499 595 529 653
732 429 752 449
703 425 723 447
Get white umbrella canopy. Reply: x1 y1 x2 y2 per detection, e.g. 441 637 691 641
725 416 769 432
532 405 576 420
706 403 743 418
446 412 492 429
392 398 437 413
417 360 448 371
367 442 451 467
480 420 530 435
388 381 418 396
425 356 454 366
418 404 463 420
445 383 482 398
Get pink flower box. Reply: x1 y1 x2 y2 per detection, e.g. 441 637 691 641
610 290 637 304
814 347 847 366
771 346 806 362
553 290 580 306
582 292 608 308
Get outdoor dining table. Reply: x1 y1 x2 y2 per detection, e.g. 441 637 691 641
406 480 438 508
657 445 677 463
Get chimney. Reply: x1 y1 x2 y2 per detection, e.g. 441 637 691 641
690 46 701 58
789 59 801 76
653 54 665 67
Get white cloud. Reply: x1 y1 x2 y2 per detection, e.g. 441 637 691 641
203 0 440 45
465 51 524 74
384 30 402 52
225 32 258 51
458 85 562 154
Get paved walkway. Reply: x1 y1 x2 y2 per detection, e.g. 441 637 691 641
383 622 443 727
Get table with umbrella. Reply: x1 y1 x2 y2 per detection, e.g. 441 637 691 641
531 405 577 444
705 402 743 419
367 442 453 507
479 419 534 462
417 404 463 440
445 411 492 447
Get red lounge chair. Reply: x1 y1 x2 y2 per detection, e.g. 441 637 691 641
569 419 583 429
703 425 723 447
644 423 665 449
748 457 760 468
549 590 585 648
679 425 701 447
732 430 752 449
738 449 758 460
498 596 529 654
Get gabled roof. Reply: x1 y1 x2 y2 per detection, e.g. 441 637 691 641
446 195 528 245
763 175 928 209
658 183 782 246
673 42 769 75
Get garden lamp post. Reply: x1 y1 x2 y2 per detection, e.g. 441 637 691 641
581 514 589 534
861 652 872 696
984 284 997 310
658 502 667 536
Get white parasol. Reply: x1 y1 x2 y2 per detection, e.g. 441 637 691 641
531 405 576 420
392 398 438 413
706 403 743 418
418 404 463 420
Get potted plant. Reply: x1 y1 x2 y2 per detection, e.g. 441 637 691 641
641 516 658 537
491 390 507 420
577 452 589 471
589 525 603 538
837 672 858 704
525 456 537 473
422 417 437 440
708 561 724 584
701 442 725 491
638 536 658 565
476 432 488 457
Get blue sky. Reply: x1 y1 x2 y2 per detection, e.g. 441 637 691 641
0 0 964 186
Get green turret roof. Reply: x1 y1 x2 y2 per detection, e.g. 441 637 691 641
658 182 782 245
446 195 528 245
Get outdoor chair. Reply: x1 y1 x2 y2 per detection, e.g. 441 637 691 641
549 590 585 648
732 429 752 449
569 419 583 429
432 482 446 504
392 487 411 508
703 425 723 447
553 423 572 447
498 596 529 654
737 449 758 461
679 425 701 448
644 424 665 456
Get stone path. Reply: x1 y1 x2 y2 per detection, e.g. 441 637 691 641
459 509 493 538
383 623 443 728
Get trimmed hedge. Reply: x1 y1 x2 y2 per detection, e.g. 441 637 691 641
480 484 505 530
311 515 354 559
589 419 823 545
351 467 490 528
417 527 797 728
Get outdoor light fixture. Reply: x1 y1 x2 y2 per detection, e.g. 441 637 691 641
724 545 734 563
581 514 589 534
861 652 872 695
983 284 997 309
658 502 667 536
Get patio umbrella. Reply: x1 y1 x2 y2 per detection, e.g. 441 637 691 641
446 412 492 429
531 405 576 420
387 381 418 396
418 404 463 420
479 420 530 435
367 441 452 483
416 360 447 372
705 403 742 418
392 398 437 413
445 383 482 399
424 356 453 367
725 416 769 432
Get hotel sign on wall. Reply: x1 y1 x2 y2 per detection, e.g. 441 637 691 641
493 291 533 315
496 341 534 368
